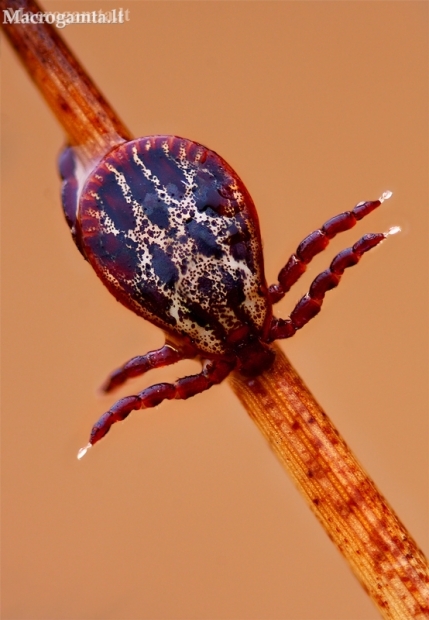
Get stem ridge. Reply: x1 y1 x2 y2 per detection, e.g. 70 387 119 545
229 345 429 620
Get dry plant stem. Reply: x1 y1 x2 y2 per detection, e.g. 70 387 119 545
3 2 428 618
0 0 131 165
229 344 429 620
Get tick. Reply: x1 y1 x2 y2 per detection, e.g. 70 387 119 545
59 134 397 458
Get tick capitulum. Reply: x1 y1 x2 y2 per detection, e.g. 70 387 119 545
59 135 395 458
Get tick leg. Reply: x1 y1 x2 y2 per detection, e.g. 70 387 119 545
102 343 196 393
269 228 398 340
268 191 392 304
79 358 235 455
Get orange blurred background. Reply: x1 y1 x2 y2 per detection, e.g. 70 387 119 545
2 2 427 619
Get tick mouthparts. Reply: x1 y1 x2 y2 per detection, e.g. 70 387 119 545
77 443 92 460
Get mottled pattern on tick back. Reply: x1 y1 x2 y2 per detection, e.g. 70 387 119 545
60 136 392 452
78 136 269 355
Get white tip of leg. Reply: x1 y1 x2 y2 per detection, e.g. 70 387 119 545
77 443 92 460
385 225 401 236
379 190 393 202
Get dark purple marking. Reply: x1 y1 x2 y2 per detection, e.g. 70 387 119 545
135 280 176 326
222 271 246 307
150 243 179 288
197 275 215 296
186 219 223 258
100 175 137 232
143 194 170 229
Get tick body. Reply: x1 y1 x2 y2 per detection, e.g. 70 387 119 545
59 134 394 457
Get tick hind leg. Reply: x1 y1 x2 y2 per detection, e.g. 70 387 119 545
268 191 392 304
102 342 197 393
269 227 399 341
78 358 235 458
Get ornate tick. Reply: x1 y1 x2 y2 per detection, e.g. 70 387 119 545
59 134 396 459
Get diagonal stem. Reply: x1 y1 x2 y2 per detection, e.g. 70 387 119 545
2 1 428 617
1 0 131 165
229 345 429 620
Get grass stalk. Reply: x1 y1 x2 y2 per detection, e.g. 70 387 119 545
1 0 131 165
229 345 429 619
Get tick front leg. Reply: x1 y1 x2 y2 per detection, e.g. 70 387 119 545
268 191 392 304
102 343 196 393
269 227 399 341
78 358 235 457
